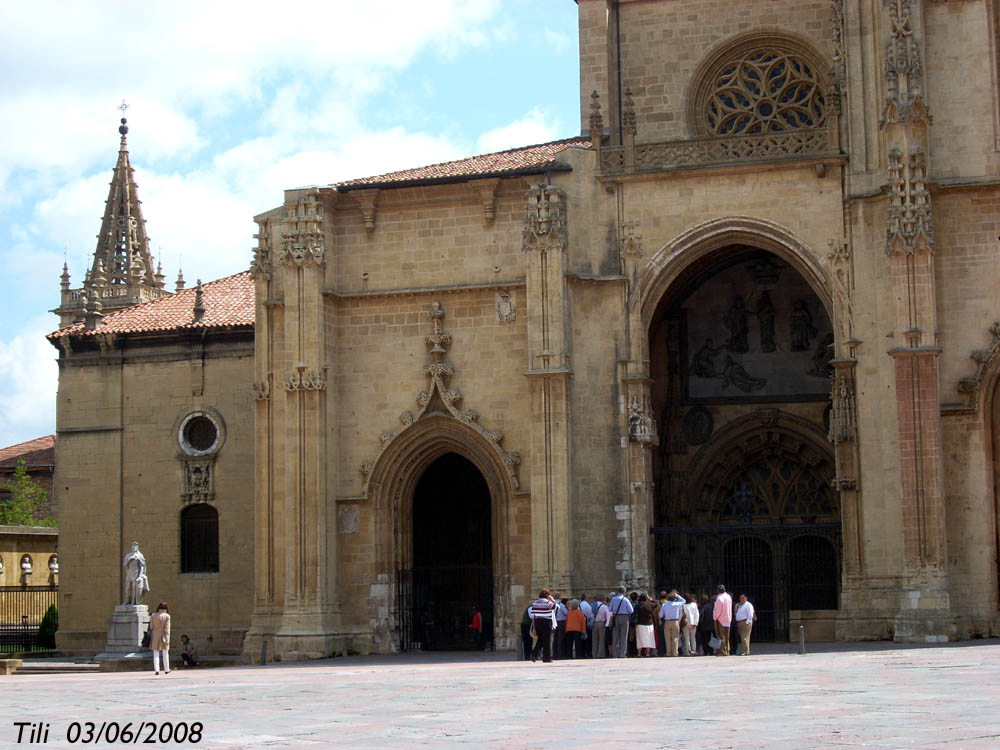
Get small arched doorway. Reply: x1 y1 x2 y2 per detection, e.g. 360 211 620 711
406 452 493 650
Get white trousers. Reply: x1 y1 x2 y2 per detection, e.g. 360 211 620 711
683 624 698 655
152 649 169 673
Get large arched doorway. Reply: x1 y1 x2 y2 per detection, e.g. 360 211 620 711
405 452 493 650
648 242 840 641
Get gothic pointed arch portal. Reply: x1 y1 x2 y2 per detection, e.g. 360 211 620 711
365 415 513 653
361 300 519 652
638 221 841 641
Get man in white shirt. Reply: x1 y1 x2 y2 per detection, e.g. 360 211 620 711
591 595 609 658
735 593 755 656
552 592 568 659
658 590 685 656
608 586 634 658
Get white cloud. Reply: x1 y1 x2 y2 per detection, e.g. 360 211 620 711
29 125 468 288
0 316 58 448
0 0 530 448
545 29 573 54
475 109 563 154
0 0 500 191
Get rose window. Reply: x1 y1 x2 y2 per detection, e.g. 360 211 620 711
704 49 826 136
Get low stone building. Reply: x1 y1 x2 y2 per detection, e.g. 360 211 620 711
0 435 56 521
50 0 1000 660
0 436 58 597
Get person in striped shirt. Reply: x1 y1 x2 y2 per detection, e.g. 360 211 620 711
529 589 557 663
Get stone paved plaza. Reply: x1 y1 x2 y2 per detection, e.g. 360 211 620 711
3 641 1000 749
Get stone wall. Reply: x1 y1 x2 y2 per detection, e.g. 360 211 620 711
53 337 254 654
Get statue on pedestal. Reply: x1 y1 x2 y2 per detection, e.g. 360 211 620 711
123 542 149 605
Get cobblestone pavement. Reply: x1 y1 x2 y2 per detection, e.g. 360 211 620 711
2 641 999 749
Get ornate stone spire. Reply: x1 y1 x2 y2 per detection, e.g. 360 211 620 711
193 279 206 322
84 105 167 310
588 90 603 139
54 105 171 327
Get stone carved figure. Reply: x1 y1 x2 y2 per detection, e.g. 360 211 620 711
723 296 750 353
123 541 150 605
690 338 724 379
756 292 776 353
790 300 817 351
627 395 657 444
808 333 835 378
720 356 767 393
20 555 32 576
187 463 210 494
496 291 516 324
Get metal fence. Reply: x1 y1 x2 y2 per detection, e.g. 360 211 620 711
0 585 57 651
652 525 840 642
397 565 494 652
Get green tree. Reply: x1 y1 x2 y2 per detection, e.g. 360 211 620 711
0 459 56 527
37 604 58 649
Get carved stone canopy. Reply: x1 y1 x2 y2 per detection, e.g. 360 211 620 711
956 321 1000 411
361 301 522 491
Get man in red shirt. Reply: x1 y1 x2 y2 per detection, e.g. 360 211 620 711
470 606 485 650
713 585 733 656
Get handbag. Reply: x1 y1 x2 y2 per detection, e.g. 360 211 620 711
708 634 722 650
141 627 152 649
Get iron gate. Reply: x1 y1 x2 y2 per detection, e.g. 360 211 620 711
0 585 58 651
651 523 840 642
397 565 494 652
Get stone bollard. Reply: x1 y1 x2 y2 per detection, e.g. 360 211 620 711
0 659 24 675
798 625 806 655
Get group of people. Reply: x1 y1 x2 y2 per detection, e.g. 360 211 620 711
522 585 756 663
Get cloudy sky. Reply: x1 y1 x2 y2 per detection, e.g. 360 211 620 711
0 0 581 448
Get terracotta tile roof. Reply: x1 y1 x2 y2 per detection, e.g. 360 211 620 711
0 435 55 470
335 136 592 190
49 272 255 339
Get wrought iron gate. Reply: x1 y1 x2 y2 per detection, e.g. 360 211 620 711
0 586 58 651
651 523 840 642
396 565 494 652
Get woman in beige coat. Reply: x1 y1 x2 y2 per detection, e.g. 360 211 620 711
149 601 171 675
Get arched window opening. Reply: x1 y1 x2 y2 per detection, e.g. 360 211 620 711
181 503 219 573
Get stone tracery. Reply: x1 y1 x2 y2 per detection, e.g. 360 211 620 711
705 48 827 136
361 301 522 491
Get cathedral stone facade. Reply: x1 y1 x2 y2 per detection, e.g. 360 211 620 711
51 0 1000 660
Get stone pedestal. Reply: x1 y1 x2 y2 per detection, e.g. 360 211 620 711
95 604 152 671
104 604 150 652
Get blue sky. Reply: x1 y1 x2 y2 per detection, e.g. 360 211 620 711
0 0 581 448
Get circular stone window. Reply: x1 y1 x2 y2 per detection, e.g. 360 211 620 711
178 412 223 456
688 33 828 138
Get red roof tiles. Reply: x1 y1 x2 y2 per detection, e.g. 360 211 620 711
335 136 592 189
49 272 255 339
47 138 592 341
0 435 55 470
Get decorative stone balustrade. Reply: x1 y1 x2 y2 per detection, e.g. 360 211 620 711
599 127 837 175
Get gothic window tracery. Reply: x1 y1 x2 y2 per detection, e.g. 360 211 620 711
706 49 825 136
690 35 829 138
715 450 837 524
